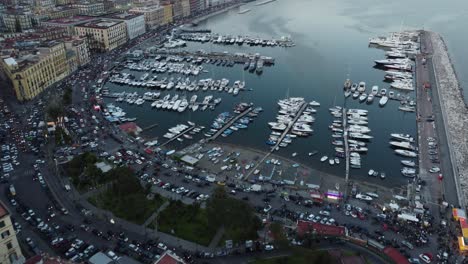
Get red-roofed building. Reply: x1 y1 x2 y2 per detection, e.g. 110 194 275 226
154 250 186 264
296 220 347 237
383 247 410 264
119 122 142 135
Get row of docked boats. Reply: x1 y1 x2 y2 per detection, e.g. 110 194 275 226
177 32 294 47
266 98 319 148
103 104 137 123
110 74 246 95
344 80 390 107
152 54 236 67
204 103 262 138
162 122 205 143
389 133 418 178
151 94 221 112
126 61 204 76
243 59 264 74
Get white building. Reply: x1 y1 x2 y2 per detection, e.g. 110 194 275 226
104 13 146 40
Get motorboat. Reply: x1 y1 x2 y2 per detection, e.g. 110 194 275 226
371 85 379 95
352 91 360 99
391 133 414 142
351 83 358 92
344 79 352 90
398 106 416 112
395 149 417 157
329 159 335 165
359 93 367 102
344 90 352 98
367 94 374 103
358 81 366 93
379 96 388 106
401 160 416 167
390 141 416 150
320 156 328 162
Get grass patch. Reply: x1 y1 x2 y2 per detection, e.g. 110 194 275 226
154 187 261 246
88 167 165 225
154 201 214 246
252 247 334 264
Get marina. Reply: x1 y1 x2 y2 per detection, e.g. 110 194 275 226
101 2 428 190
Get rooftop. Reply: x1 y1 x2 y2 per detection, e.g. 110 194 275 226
44 16 96 25
103 12 144 20
296 220 346 237
154 251 186 264
76 19 124 29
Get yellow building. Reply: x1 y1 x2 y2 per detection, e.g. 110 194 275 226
64 37 90 66
75 19 127 52
0 41 70 101
162 4 173 25
0 201 24 264
181 0 190 18
130 6 165 30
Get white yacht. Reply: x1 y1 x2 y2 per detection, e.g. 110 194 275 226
379 96 388 106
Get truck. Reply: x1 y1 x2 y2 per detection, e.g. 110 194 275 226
9 184 16 196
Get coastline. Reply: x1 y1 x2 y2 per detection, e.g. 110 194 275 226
429 31 468 207
190 3 243 25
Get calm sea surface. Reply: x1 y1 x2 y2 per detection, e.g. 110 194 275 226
105 0 468 187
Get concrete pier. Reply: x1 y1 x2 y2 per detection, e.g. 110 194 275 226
208 107 252 141
270 102 307 152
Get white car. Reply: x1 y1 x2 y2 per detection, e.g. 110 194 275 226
264 244 274 251
419 254 431 263
157 243 167 251
429 166 440 173
319 210 330 216
263 205 272 213
135 159 142 165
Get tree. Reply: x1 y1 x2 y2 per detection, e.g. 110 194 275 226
63 86 73 105
46 96 64 124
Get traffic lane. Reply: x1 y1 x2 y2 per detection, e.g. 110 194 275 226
427 58 459 207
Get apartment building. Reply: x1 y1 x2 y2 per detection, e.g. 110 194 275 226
103 13 145 40
129 5 164 30
0 41 69 101
0 201 24 264
75 19 127 52
73 2 105 16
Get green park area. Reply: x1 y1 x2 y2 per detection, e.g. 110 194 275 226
153 187 261 246
88 166 165 225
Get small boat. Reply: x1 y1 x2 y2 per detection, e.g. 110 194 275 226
379 96 388 106
344 90 352 98
359 93 367 102
351 83 358 92
358 81 366 93
334 158 340 164
368 169 375 176
380 172 386 179
308 151 318 156
320 156 328 162
292 152 297 157
329 159 335 165
366 94 374 103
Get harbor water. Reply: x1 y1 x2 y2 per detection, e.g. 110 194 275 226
104 0 468 188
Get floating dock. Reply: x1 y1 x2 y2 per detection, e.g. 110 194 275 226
208 107 253 141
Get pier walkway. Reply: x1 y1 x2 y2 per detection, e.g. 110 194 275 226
208 107 252 141
141 123 158 132
159 126 195 147
270 103 307 152
343 108 350 187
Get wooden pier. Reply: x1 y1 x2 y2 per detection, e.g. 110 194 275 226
142 123 158 132
159 126 195 147
208 107 253 141
271 102 308 152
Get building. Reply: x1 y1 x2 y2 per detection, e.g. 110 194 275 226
1 10 34 32
47 6 80 20
154 250 186 264
73 2 105 16
64 37 90 66
167 0 182 20
34 26 68 41
162 4 173 25
0 201 24 264
180 0 190 17
129 5 164 30
296 220 347 237
42 16 97 36
189 0 205 15
103 12 145 40
0 41 69 101
75 19 126 52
